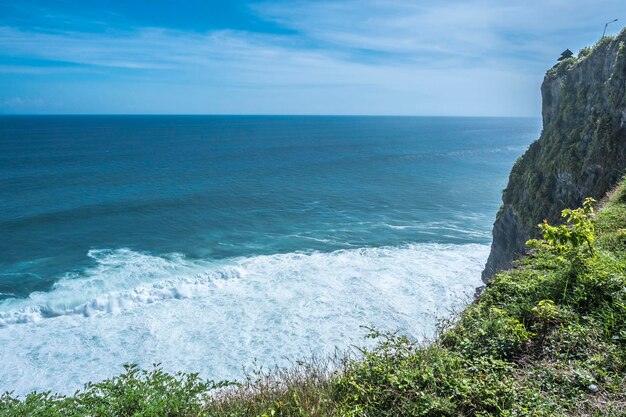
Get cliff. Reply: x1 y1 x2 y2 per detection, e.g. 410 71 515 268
482 28 626 282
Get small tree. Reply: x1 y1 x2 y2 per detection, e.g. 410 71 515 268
526 197 596 258
527 198 597 303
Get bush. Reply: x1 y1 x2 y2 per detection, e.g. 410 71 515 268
442 306 533 359
0 364 232 417
526 197 596 258
333 330 516 417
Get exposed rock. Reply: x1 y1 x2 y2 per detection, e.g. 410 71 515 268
483 29 626 283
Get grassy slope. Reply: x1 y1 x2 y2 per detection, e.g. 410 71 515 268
2 183 626 416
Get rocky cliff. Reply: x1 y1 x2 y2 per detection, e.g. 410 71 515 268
482 28 626 282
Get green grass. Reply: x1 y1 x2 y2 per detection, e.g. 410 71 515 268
3 182 626 416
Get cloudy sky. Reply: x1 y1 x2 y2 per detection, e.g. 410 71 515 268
0 0 624 115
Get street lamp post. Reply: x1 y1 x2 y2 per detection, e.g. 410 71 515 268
602 19 618 38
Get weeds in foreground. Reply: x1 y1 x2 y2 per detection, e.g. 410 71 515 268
206 353 344 417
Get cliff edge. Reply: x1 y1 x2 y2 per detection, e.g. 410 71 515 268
482 28 626 282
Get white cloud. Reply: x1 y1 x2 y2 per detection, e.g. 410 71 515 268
254 0 624 66
0 0 624 114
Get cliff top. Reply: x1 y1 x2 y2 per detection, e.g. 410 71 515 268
547 27 626 79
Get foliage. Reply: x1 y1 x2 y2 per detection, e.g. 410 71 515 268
441 306 533 359
578 46 592 59
333 331 516 417
204 355 341 417
526 197 596 258
0 364 233 417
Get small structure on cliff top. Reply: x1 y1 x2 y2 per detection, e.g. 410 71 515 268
558 49 574 61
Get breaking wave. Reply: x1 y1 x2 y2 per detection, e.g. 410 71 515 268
0 243 487 396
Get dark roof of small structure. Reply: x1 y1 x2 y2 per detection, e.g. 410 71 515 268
557 49 574 61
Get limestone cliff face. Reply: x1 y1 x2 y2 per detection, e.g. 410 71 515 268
482 29 626 282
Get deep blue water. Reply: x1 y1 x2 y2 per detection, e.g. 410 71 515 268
0 116 538 299
0 115 540 395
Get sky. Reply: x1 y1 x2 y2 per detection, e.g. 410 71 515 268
0 0 625 116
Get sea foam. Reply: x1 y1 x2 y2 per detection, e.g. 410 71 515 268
0 243 486 396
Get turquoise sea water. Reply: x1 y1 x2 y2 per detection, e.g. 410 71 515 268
0 116 540 395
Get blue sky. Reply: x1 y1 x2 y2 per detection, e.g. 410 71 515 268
0 0 625 116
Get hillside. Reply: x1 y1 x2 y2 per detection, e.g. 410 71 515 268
483 28 626 282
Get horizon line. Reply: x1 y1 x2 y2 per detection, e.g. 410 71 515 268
0 113 540 118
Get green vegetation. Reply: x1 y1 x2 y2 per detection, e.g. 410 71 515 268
526 197 596 257
3 183 626 416
546 33 618 77
0 364 232 417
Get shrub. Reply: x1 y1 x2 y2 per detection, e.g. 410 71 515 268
333 330 516 417
442 306 533 359
0 364 232 417
526 197 596 258
578 46 592 58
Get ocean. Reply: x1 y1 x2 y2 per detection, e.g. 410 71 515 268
0 115 540 395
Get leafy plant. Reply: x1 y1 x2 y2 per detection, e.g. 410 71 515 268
442 306 533 359
0 364 233 417
526 197 596 258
